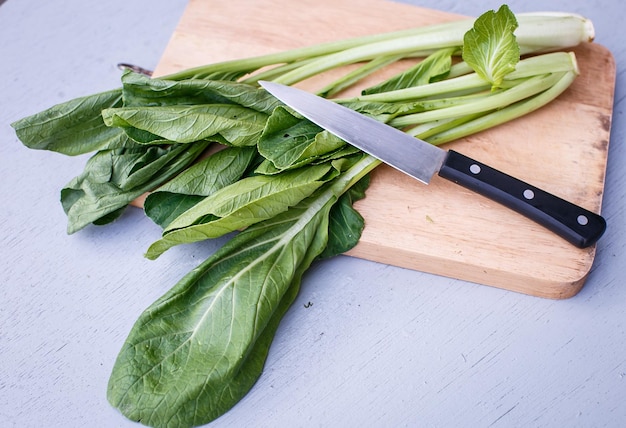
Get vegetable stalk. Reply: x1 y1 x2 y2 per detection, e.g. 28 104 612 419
165 12 592 84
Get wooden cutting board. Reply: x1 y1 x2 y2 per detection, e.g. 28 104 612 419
151 0 616 298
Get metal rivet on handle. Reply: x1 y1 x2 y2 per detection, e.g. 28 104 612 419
469 164 481 174
523 189 535 200
577 215 589 226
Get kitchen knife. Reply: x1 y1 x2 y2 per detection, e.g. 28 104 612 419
259 80 606 248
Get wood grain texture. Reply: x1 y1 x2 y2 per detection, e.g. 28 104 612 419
152 0 616 298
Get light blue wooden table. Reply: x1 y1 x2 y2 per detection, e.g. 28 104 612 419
1 0 624 426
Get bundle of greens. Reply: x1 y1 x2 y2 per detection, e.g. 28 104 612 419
11 6 593 427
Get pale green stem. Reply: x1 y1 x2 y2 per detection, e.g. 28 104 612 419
336 52 576 104
389 72 565 127
160 14 590 84
317 54 406 97
425 70 578 145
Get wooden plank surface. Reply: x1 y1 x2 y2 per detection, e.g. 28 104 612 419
152 0 616 298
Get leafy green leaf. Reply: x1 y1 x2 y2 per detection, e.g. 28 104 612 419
319 173 370 259
144 147 257 228
61 140 209 234
462 5 520 89
337 99 430 123
258 106 345 170
102 104 268 146
108 187 335 427
11 89 125 156
253 159 284 176
109 153 380 427
158 147 257 197
253 144 362 177
144 193 205 230
362 47 456 95
145 163 337 259
121 72 282 114
165 163 334 232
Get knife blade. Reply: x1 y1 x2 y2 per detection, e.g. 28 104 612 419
259 81 606 248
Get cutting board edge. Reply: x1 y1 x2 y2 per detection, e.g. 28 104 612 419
346 241 592 299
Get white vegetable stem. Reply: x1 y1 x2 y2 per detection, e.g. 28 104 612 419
271 13 593 86
165 13 593 83
514 12 595 52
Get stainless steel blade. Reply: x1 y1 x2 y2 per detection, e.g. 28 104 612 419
260 81 447 184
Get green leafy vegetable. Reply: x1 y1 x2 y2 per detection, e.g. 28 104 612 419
362 47 457 95
12 89 124 156
10 6 593 427
258 106 346 170
61 140 210 234
120 71 280 114
144 146 257 228
145 162 340 259
319 173 370 259
462 4 520 89
109 202 333 427
102 104 268 146
108 154 378 427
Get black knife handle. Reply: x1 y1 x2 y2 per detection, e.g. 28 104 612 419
438 150 606 248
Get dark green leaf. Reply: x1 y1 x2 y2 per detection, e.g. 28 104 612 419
145 147 257 228
319 173 370 259
143 193 206 230
122 72 282 114
61 140 209 234
155 147 257 197
145 163 336 259
258 106 345 169
362 47 456 95
337 99 429 123
102 104 268 146
108 190 334 427
11 89 125 156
